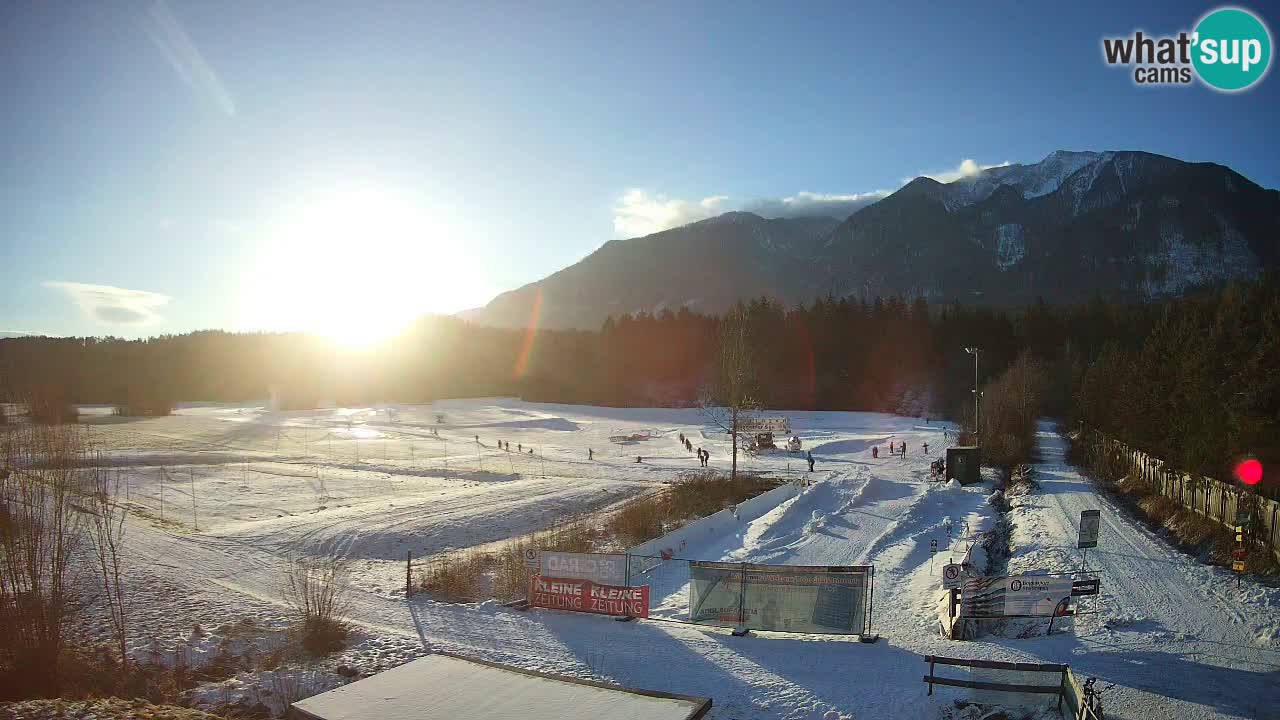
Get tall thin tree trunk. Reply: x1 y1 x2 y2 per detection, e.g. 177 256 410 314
731 405 738 481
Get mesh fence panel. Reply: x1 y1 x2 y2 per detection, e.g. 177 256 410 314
627 555 692 621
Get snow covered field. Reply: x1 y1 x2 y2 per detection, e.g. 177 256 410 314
82 400 1280 719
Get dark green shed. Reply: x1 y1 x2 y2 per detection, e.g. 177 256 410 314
946 446 982 485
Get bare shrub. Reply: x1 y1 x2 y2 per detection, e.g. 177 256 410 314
87 466 129 667
0 424 91 698
268 669 329 715
607 472 776 547
417 550 486 602
26 390 77 425
281 557 351 657
1137 495 1180 526
607 496 665 547
490 521 596 601
667 469 773 521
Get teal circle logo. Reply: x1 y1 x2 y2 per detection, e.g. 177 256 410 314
1193 8 1272 91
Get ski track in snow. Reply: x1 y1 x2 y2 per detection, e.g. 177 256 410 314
991 424 1280 719
96 402 1280 719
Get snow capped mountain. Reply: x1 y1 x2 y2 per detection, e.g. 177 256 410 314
823 149 1277 306
466 150 1280 329
943 151 1110 210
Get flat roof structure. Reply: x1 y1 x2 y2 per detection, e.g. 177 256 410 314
290 653 712 720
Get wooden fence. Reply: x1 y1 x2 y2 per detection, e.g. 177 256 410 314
923 655 1102 719
1078 430 1280 560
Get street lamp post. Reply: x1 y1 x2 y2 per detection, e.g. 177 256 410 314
964 347 980 442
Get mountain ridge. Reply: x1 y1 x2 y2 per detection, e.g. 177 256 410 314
466 150 1279 329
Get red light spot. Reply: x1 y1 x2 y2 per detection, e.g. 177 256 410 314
1236 459 1263 486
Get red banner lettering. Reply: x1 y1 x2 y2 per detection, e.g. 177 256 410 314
529 576 649 618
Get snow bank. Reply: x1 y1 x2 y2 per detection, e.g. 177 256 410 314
627 482 800 559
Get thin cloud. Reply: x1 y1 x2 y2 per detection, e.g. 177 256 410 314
143 0 235 116
743 190 891 219
909 158 1011 184
615 157 1010 237
44 282 171 326
613 190 729 238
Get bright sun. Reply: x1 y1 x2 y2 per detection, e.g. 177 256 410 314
243 187 476 346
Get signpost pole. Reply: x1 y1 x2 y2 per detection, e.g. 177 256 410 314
733 563 749 636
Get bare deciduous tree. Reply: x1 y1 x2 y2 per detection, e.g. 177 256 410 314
88 464 129 667
699 304 760 481
977 352 1049 474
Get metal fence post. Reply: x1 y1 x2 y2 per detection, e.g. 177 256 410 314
736 563 749 634
867 566 876 636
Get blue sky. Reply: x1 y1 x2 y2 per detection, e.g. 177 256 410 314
2 0 1278 338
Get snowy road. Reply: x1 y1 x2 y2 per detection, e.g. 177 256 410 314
995 423 1280 720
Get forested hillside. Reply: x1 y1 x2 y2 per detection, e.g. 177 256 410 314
3 280 1276 487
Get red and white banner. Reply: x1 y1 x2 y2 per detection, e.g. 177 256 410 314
529 576 649 618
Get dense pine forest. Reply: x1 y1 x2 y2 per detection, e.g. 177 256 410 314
2 279 1276 486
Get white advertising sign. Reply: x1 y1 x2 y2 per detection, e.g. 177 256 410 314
962 575 1073 618
736 417 791 433
539 552 627 585
1003 576 1073 616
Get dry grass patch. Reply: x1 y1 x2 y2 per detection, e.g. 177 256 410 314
418 550 487 602
419 472 779 603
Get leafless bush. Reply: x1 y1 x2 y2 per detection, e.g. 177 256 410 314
26 390 77 425
0 424 92 698
281 557 351 657
268 669 328 716
417 550 486 602
607 471 775 546
490 522 595 601
87 465 129 667
607 497 665 547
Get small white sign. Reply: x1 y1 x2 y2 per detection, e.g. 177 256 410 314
539 552 627 585
523 549 540 570
737 417 791 433
1078 510 1100 549
942 563 962 589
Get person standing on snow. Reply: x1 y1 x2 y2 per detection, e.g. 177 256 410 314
588 448 594 460
872 446 879 459
889 441 894 454
806 451 815 472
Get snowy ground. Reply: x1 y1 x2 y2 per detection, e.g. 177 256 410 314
991 423 1280 720
81 401 1280 719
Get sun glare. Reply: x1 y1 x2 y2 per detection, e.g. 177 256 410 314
242 187 478 346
